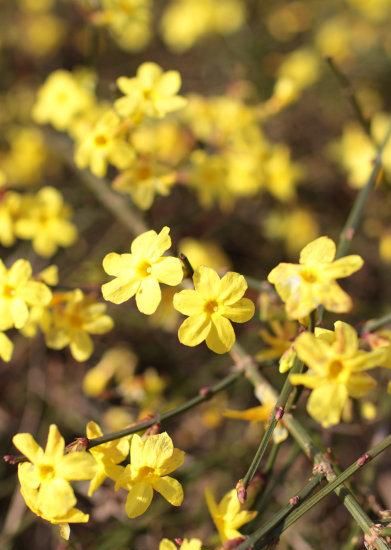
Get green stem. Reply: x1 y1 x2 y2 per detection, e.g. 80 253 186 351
239 435 391 549
237 474 324 550
363 312 391 333
88 370 242 448
381 528 391 537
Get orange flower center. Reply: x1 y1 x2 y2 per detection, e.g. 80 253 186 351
328 359 344 379
38 462 55 481
300 268 317 283
137 260 152 278
95 134 108 147
204 299 219 315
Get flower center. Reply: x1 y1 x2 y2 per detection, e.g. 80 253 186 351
135 465 155 481
38 462 55 481
300 268 317 283
2 284 15 298
136 260 152 278
328 359 344 379
204 299 219 315
95 134 108 147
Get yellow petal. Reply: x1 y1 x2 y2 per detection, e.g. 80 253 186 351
11 298 29 329
136 277 161 314
138 62 162 87
45 425 65 461
69 331 93 362
101 277 139 304
319 282 352 313
178 314 211 347
38 479 76 518
206 321 231 354
13 433 42 463
152 476 183 506
193 266 220 299
334 321 358 354
210 315 235 352
22 281 52 305
294 332 330 373
59 452 96 480
86 421 103 440
346 373 377 398
151 256 183 286
158 448 185 476
0 332 13 362
218 272 247 305
156 70 181 95
84 315 114 335
143 432 174 469
125 481 153 518
8 259 32 286
323 255 364 279
299 236 336 264
58 523 70 540
102 252 133 276
307 384 348 427
290 373 323 389
159 540 177 550
173 289 204 315
222 298 255 323
223 404 272 422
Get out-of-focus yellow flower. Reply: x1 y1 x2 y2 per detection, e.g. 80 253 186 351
268 236 363 319
113 157 176 210
114 432 185 518
86 421 129 496
1 127 47 186
75 110 134 177
187 150 232 210
13 425 95 538
160 538 203 550
149 287 180 331
256 320 298 364
15 187 77 257
360 401 377 421
174 266 254 354
83 346 138 397
0 191 22 247
205 488 257 543
264 208 319 256
18 0 54 12
0 331 13 362
43 289 114 361
0 259 52 331
102 226 183 315
33 70 94 131
179 238 231 272
290 321 386 427
102 407 134 432
315 16 376 61
347 0 391 22
95 0 152 52
37 265 59 286
224 402 273 424
161 0 246 52
115 62 187 121
19 14 65 58
266 2 312 42
379 233 391 263
263 144 302 202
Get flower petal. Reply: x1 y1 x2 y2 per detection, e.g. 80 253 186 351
8 259 32 286
152 256 183 286
173 289 204 315
70 331 94 362
323 255 364 279
299 236 336 264
346 373 377 398
152 476 183 506
193 266 220 299
178 314 211 347
307 384 347 427
143 432 174 469
210 315 235 353
38 478 76 518
136 277 161 314
101 277 139 304
45 425 65 460
294 332 330 373
222 297 255 323
102 253 133 276
158 448 185 476
13 434 42 463
334 321 358 355
59 452 97 481
125 482 153 518
319 282 352 313
218 272 247 304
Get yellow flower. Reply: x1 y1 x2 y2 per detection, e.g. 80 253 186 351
114 432 185 518
268 236 364 320
13 425 96 537
15 186 77 257
83 346 138 397
115 62 187 120
264 208 319 256
75 109 134 177
160 538 203 550
95 0 152 52
256 320 298 363
1 127 47 187
173 266 254 353
112 156 176 210
290 321 386 427
102 226 183 315
86 421 129 496
179 238 231 271
205 488 257 543
223 403 273 423
0 259 52 331
33 69 94 131
43 289 114 361
0 191 22 247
